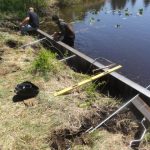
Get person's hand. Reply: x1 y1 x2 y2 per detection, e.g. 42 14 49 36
19 22 22 27
52 32 57 37
52 32 59 40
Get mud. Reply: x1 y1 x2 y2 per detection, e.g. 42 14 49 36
5 39 22 48
48 106 140 150
49 129 87 150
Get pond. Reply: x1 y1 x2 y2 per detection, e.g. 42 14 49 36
42 0 150 86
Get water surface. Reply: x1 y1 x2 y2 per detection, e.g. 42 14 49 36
43 0 150 86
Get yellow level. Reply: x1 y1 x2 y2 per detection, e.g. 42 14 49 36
54 65 122 96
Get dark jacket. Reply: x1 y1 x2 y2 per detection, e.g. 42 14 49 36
27 12 39 28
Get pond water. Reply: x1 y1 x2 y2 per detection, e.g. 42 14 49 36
43 0 150 86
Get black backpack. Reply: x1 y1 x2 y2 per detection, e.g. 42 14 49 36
14 81 39 99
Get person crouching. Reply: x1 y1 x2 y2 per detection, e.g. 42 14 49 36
20 7 39 35
52 15 75 47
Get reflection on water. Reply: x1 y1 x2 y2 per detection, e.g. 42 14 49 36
144 0 150 7
111 0 128 10
42 0 150 86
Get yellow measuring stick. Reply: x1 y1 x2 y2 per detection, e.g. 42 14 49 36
54 65 122 96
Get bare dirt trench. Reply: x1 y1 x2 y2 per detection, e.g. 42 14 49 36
48 105 144 150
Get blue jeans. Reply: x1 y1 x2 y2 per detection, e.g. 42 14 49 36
21 24 36 35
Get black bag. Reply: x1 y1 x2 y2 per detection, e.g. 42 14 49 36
14 81 39 98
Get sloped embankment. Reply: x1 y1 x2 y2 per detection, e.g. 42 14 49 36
0 31 150 150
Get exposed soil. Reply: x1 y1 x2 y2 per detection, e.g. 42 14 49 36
48 106 140 150
5 39 23 48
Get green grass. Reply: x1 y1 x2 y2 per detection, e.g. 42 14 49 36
0 0 47 12
31 49 57 75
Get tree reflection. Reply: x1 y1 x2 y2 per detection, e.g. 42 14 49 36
59 0 105 22
131 0 136 6
111 0 128 10
144 0 150 7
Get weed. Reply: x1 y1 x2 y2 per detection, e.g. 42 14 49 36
31 49 57 76
85 81 106 97
85 83 97 98
144 132 150 143
78 81 106 108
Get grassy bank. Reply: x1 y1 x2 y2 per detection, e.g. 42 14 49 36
0 0 83 16
0 30 150 149
0 0 84 31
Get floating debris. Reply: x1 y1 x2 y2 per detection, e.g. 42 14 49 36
97 19 100 22
124 8 133 16
125 12 130 16
89 17 95 25
115 24 121 28
139 8 144 15
125 8 129 12
118 10 122 16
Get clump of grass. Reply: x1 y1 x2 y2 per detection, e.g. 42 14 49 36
31 49 56 75
85 81 106 98
78 81 106 108
144 131 150 143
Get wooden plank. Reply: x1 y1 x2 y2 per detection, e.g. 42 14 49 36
37 29 150 99
132 96 150 122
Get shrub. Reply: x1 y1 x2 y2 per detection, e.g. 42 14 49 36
0 0 47 16
31 49 57 75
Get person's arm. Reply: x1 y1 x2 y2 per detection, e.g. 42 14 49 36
52 32 62 40
67 24 75 35
20 17 30 26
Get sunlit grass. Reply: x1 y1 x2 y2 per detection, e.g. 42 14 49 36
1 30 148 150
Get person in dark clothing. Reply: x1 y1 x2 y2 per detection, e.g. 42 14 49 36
52 15 75 47
20 7 39 35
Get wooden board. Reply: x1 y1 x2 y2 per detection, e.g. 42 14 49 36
132 96 150 122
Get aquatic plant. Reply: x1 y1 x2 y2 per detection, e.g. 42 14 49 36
139 8 144 15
